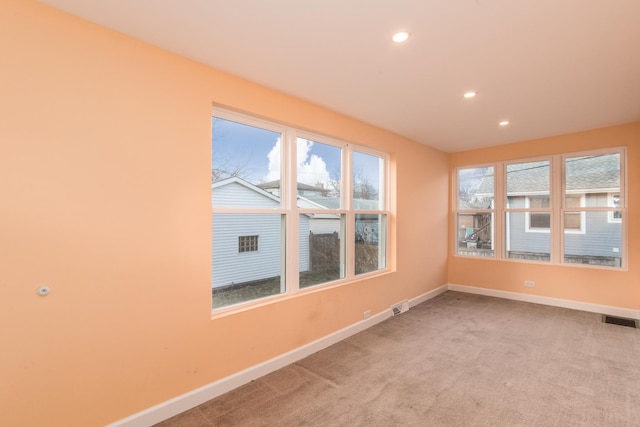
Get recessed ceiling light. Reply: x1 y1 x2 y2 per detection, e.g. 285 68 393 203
392 32 410 43
499 121 510 126
463 91 476 98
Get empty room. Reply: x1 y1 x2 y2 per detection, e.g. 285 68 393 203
2 1 639 426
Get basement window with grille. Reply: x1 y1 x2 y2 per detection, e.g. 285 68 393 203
239 235 259 253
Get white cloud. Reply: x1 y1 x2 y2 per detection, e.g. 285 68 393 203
264 138 282 183
265 139 331 187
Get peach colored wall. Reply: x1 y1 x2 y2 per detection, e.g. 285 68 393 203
0 1 449 426
449 123 640 309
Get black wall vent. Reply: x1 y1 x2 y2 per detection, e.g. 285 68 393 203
603 315 638 328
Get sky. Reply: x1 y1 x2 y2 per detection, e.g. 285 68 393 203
212 116 381 191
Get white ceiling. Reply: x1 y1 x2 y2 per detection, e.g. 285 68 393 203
40 0 640 152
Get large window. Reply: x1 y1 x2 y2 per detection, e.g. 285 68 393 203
212 110 389 309
455 149 625 268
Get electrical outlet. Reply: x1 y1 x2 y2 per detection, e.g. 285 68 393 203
363 310 371 320
524 280 535 288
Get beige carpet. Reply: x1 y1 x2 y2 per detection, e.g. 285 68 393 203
156 291 640 426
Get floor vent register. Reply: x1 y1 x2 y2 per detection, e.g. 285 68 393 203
603 315 638 329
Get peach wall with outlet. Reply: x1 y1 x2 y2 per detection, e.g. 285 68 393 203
0 1 448 426
449 122 640 309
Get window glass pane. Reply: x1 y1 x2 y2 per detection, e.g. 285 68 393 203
296 138 341 209
355 214 386 275
457 213 493 257
565 153 620 205
564 211 622 267
506 212 550 261
353 151 383 210
212 117 282 207
300 214 345 288
458 167 494 210
212 214 284 308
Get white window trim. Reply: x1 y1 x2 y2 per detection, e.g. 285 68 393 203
212 108 391 313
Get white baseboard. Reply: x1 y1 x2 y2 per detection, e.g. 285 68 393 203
108 285 447 427
409 284 448 307
447 283 640 320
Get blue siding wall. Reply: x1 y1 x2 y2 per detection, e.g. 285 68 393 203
299 215 310 273
507 212 551 254
507 195 622 260
212 213 282 288
564 211 622 258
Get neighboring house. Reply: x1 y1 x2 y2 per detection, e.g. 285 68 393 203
212 178 339 289
212 177 287 289
258 180 332 198
258 179 380 239
297 196 341 234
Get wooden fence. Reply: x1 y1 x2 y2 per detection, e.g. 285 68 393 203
309 231 380 274
309 232 340 271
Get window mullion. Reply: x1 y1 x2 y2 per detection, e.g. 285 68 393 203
551 155 562 264
620 149 628 269
494 162 504 259
285 130 299 293
344 146 354 279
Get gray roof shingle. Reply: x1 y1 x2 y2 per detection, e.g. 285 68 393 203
474 154 619 196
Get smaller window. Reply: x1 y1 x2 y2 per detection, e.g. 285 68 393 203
608 193 622 223
525 196 550 232
238 235 259 253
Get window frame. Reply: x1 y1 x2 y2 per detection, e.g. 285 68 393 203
212 108 391 313
453 148 626 270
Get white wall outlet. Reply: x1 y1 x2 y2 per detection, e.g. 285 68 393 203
524 280 535 288
363 310 371 320
613 247 620 253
